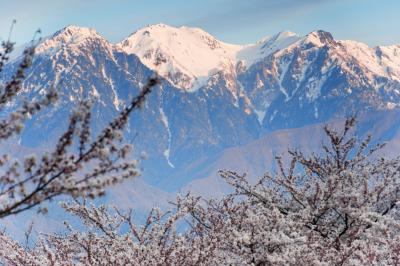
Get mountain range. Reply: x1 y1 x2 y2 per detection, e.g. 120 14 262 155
3 23 400 213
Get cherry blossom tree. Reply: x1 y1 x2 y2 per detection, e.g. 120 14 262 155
1 118 398 265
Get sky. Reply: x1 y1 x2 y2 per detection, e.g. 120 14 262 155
0 0 399 47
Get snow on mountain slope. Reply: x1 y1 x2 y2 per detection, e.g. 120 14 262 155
117 24 242 90
338 40 390 79
237 31 300 64
324 39 400 84
377 45 400 81
22 26 128 111
117 24 301 91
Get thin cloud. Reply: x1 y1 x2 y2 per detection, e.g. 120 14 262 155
185 0 340 35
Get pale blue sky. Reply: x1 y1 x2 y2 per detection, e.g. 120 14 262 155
0 0 399 47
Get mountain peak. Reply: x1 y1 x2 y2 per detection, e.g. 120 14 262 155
260 31 300 49
302 30 335 47
121 23 222 50
36 25 106 55
52 25 101 41
117 24 243 90
274 30 298 40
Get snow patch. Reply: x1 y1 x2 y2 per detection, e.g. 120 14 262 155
278 59 291 101
306 75 327 101
254 109 266 124
237 31 300 65
270 110 278 122
101 66 121 110
159 102 175 168
314 104 319 118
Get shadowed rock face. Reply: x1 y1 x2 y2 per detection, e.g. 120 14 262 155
3 25 400 190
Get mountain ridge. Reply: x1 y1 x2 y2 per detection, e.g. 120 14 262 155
22 24 400 97
4 23 400 188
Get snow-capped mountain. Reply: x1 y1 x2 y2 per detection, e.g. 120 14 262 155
116 24 302 91
4 24 400 191
117 23 241 91
237 30 400 129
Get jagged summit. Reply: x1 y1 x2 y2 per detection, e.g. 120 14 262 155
36 25 109 55
53 25 98 37
299 30 336 47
